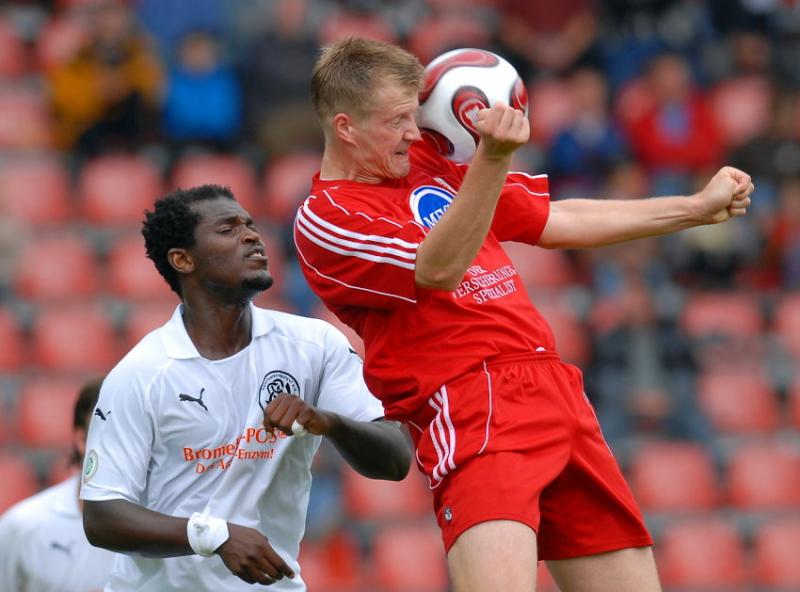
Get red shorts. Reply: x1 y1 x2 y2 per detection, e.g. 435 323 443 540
406 352 653 560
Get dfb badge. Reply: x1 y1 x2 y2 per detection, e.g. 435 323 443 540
258 371 301 410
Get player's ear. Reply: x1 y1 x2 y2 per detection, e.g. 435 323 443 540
168 248 194 275
332 112 357 144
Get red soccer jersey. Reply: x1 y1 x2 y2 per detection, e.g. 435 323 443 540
294 140 555 420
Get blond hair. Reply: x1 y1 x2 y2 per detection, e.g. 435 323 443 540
311 37 423 123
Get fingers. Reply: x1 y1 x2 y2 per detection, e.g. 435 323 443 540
475 102 529 147
263 393 315 436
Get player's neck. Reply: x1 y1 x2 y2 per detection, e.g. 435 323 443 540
180 298 253 360
320 147 383 184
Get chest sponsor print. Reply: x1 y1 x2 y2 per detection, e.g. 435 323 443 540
258 370 301 410
409 185 455 229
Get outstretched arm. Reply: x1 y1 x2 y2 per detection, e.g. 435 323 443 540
538 166 754 249
264 394 412 481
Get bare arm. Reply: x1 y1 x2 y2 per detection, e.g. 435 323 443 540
263 394 412 481
415 103 530 290
83 499 295 585
538 166 754 249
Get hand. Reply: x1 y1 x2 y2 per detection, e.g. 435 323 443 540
474 102 529 160
694 166 754 224
216 523 295 586
263 393 335 437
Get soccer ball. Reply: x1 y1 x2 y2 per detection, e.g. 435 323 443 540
417 48 528 163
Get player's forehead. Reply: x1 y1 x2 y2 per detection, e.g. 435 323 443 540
191 197 252 225
371 79 419 114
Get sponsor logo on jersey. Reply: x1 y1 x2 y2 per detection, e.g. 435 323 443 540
83 449 98 483
50 541 74 556
409 185 455 229
94 408 111 421
258 371 301 410
179 388 208 412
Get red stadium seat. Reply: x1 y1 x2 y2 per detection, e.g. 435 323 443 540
14 234 99 301
298 531 363 592
528 79 576 143
0 157 73 226
534 299 589 367
124 302 176 349
754 518 800 589
30 304 118 372
342 466 430 522
171 154 258 214
537 563 559 592
0 18 27 77
17 376 87 448
318 11 397 45
36 15 87 71
107 234 173 301
774 293 800 359
260 152 319 223
79 155 163 226
790 378 800 429
727 442 800 510
657 518 748 590
696 369 779 434
0 452 39 513
0 307 26 371
629 442 720 512
407 13 491 65
710 77 772 147
371 522 448 592
680 292 764 340
0 85 52 149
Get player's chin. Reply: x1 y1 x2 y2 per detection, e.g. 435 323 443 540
387 156 411 178
243 271 273 292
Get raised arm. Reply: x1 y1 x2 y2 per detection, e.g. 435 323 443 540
83 499 295 585
415 103 530 290
538 166 754 249
263 393 412 481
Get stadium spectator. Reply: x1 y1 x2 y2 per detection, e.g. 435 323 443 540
0 378 116 591
48 0 162 157
161 31 243 153
80 184 411 591
294 37 753 592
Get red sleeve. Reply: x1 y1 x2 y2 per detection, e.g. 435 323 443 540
491 172 550 244
294 187 426 309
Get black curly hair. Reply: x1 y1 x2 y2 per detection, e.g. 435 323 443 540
141 184 235 296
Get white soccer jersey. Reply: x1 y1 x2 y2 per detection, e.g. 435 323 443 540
0 474 115 592
80 303 385 592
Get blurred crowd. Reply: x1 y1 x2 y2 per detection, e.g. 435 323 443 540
1 0 800 590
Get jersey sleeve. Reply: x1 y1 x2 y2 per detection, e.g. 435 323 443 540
0 507 26 591
314 324 385 422
294 189 426 309
491 172 551 244
80 369 156 504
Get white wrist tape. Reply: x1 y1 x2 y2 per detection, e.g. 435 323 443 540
187 512 230 557
291 419 307 437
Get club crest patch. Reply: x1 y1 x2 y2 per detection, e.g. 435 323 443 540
258 371 301 410
409 185 454 229
83 449 98 483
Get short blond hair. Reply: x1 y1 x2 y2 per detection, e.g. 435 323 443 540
311 37 423 123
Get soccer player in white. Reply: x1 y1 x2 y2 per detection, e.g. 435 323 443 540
0 379 116 591
80 184 412 591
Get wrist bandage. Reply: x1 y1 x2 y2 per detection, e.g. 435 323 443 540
291 419 307 436
187 512 230 557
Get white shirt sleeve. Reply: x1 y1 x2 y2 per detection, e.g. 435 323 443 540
0 506 27 592
315 325 386 422
80 370 156 503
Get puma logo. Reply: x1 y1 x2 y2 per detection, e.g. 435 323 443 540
94 408 111 421
50 541 74 556
179 388 208 412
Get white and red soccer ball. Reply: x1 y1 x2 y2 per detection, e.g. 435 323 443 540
418 48 528 163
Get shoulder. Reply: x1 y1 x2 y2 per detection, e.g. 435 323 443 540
256 307 345 350
102 329 170 394
0 478 70 532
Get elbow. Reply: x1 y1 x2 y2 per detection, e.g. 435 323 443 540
415 267 461 292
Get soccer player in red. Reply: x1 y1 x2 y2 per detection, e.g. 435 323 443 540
294 38 754 592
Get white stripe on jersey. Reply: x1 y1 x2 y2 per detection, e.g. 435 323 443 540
296 208 416 261
293 233 418 304
304 193 420 250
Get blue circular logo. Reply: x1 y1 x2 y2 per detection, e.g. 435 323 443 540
409 186 455 229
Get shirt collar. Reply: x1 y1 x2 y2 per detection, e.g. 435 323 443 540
161 302 275 360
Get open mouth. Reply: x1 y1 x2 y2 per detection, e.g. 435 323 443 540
245 247 267 261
